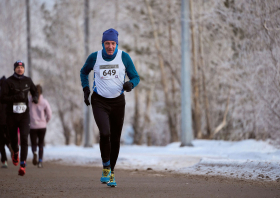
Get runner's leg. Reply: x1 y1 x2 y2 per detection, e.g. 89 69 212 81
37 128 46 160
18 115 30 162
30 129 37 154
3 125 12 156
6 116 19 155
109 104 125 171
0 125 8 162
92 104 111 166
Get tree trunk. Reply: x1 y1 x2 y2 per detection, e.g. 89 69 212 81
144 87 154 146
26 0 32 78
133 84 142 145
198 0 211 138
201 68 211 137
58 109 71 145
168 0 178 140
132 36 143 145
190 0 201 138
115 0 119 29
73 118 83 146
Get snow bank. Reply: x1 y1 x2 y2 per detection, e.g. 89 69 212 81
26 139 280 181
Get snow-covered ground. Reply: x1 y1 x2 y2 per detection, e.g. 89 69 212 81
26 139 280 182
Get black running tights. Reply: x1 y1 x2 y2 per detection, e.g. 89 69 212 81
30 128 46 160
91 92 125 171
0 125 10 162
7 114 30 162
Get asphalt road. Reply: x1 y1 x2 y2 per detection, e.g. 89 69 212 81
0 161 279 198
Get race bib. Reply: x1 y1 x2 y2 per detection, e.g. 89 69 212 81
100 65 119 80
13 102 27 114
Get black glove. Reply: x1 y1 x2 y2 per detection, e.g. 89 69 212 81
15 91 25 100
83 86 90 106
32 96 38 104
123 82 133 92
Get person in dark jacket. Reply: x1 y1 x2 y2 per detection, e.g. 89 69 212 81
0 76 13 168
1 61 38 176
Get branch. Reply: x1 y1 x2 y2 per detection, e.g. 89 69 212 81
211 86 231 138
263 21 280 31
159 52 181 86
259 93 280 121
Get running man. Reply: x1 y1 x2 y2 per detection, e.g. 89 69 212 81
80 28 140 187
1 60 38 176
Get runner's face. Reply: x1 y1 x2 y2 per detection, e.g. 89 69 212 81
104 41 116 55
15 66 25 75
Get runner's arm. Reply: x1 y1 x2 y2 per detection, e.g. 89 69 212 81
122 52 140 89
45 100 52 123
80 52 97 89
1 81 20 103
29 78 38 100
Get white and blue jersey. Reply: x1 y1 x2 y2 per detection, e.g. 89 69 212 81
80 49 140 98
93 50 125 98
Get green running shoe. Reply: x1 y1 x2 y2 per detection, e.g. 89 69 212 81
100 168 111 183
107 173 117 187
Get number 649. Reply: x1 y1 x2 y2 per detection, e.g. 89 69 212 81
103 69 116 76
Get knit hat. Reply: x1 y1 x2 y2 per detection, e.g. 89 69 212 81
102 28 118 45
14 60 25 70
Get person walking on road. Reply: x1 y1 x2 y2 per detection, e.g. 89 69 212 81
80 28 140 187
1 60 38 176
29 84 52 168
0 76 13 168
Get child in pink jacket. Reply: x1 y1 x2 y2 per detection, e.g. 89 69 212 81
29 84 52 168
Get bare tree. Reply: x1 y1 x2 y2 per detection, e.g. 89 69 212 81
144 0 179 142
33 0 85 145
0 0 26 75
3 0 279 146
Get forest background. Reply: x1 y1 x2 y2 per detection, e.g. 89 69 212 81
1 0 279 146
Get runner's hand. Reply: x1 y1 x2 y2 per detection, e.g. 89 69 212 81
123 81 133 92
83 86 90 106
32 96 38 104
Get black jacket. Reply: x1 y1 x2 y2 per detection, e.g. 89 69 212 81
1 74 38 115
0 76 7 124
